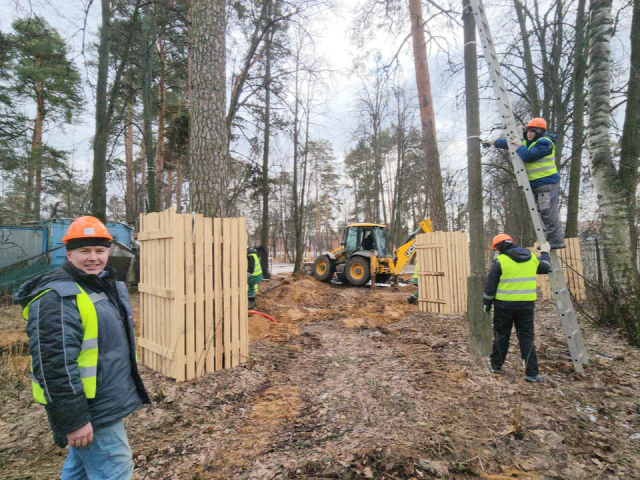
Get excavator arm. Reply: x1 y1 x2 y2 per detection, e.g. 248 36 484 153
391 219 433 275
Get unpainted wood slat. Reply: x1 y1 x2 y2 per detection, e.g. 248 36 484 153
194 213 205 378
214 219 223 371
137 230 173 241
138 212 147 366
147 212 160 373
204 217 215 373
171 210 186 381
230 219 240 368
184 213 196 380
222 218 232 369
239 218 249 363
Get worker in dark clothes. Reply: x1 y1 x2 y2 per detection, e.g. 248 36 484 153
247 247 263 309
14 216 150 479
483 234 551 382
484 118 565 249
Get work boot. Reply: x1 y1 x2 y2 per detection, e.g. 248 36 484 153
248 297 256 309
524 374 544 382
407 296 417 305
490 366 501 374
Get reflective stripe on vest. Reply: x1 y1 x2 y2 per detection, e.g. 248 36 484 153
249 253 262 276
495 254 539 302
413 263 418 279
523 136 558 182
23 284 99 405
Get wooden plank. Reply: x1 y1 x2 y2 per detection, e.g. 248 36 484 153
230 218 240 368
213 219 223 371
138 283 175 299
184 213 196 380
137 337 175 360
418 298 447 304
163 209 172 376
239 218 249 363
171 210 186 381
416 244 445 248
223 218 232 369
147 212 159 373
139 212 147 366
194 213 205 378
204 217 215 373
138 229 173 241
157 209 168 376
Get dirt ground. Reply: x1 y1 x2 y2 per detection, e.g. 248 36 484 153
1 275 640 479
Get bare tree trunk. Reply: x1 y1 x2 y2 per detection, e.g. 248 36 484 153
514 0 540 116
409 0 447 230
620 0 640 262
125 102 137 224
141 11 157 213
189 0 229 217
156 35 167 211
260 0 274 251
31 88 44 220
565 0 587 238
91 0 112 222
292 52 303 274
176 161 183 213
587 0 640 345
463 0 490 355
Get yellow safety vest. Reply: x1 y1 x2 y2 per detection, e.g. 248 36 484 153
495 254 539 302
523 136 558 182
23 284 99 405
249 253 262 276
413 263 418 280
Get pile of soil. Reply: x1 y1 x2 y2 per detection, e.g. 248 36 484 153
1 275 639 479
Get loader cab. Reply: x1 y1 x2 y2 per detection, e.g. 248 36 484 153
343 224 390 259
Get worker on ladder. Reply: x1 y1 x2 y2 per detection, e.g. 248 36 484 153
484 118 565 249
483 234 551 382
247 247 263 309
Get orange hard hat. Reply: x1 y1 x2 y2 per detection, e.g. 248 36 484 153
62 216 113 244
491 234 514 250
526 118 547 130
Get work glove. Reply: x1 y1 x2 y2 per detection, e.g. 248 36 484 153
539 242 551 253
508 135 523 148
482 139 494 148
484 304 492 314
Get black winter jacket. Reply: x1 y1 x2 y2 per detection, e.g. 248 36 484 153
483 244 551 310
14 261 150 447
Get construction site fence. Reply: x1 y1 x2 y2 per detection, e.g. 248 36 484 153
415 231 470 314
137 208 248 382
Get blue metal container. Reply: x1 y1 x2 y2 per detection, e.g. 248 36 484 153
0 226 48 269
47 218 133 266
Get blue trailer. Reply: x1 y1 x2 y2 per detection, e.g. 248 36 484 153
0 219 134 292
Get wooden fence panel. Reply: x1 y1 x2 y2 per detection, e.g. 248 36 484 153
532 238 586 301
138 209 248 381
416 231 470 314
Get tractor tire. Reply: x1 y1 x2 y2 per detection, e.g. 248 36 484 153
345 256 370 286
313 255 335 282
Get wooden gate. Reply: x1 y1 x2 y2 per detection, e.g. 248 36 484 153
137 208 248 381
415 231 470 314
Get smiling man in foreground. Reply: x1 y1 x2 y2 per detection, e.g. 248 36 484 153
14 216 150 479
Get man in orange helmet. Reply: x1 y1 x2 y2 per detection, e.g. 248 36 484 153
484 118 565 249
14 216 150 479
483 234 551 382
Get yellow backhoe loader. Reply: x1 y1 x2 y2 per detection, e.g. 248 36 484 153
312 219 433 286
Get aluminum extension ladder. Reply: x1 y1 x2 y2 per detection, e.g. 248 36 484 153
468 0 589 372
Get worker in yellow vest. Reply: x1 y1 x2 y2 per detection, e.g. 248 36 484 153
407 263 419 304
13 216 149 478
248 247 263 309
484 118 565 249
483 234 551 382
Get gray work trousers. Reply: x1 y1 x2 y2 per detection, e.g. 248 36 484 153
533 182 564 247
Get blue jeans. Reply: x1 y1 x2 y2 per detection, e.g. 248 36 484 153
61 420 134 480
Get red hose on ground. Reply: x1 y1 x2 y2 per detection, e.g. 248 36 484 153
248 310 278 323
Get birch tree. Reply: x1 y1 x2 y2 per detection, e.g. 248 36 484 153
587 0 640 345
